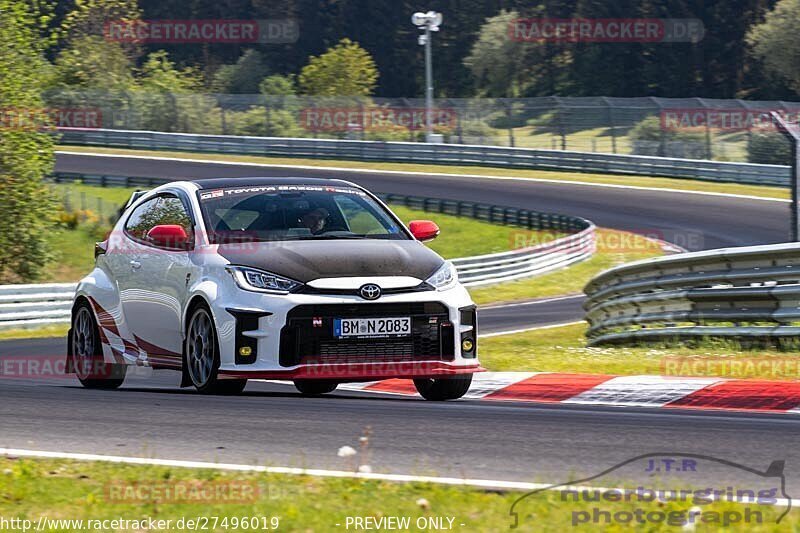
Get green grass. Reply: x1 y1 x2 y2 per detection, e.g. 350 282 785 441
480 322 800 380
57 145 790 200
47 225 104 283
390 205 561 258
1 457 795 532
0 325 68 341
469 228 665 305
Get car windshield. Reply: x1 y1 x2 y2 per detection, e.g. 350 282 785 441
197 184 408 243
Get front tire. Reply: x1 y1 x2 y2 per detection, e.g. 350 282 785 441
185 305 247 395
413 375 473 401
71 303 126 389
293 380 338 395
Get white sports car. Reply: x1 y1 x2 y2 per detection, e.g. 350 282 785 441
67 177 480 400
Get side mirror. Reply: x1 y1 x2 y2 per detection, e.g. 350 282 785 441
147 224 190 249
409 220 440 242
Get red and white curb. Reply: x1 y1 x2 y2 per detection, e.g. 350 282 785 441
334 372 800 414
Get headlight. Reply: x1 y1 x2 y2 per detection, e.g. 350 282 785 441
227 266 302 294
426 261 457 290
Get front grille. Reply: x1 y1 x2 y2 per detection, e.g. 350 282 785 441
280 303 454 367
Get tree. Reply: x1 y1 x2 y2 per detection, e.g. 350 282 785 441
747 0 800 94
464 10 533 97
211 50 270 94
0 0 56 282
299 38 378 96
59 0 142 59
53 36 136 91
258 74 299 136
259 74 296 98
135 50 203 132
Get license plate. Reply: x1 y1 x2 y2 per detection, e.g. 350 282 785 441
333 317 411 338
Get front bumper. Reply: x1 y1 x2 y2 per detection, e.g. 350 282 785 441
219 361 483 381
211 281 480 381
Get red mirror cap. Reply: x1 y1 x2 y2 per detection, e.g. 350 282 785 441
147 224 190 249
409 220 440 242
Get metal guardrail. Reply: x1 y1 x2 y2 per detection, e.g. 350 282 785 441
0 283 76 330
58 128 791 186
583 242 800 345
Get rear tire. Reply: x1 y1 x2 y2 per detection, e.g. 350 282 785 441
185 304 247 395
293 380 338 395
413 375 472 401
71 302 126 390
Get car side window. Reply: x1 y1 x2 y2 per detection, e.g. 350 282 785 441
124 194 194 246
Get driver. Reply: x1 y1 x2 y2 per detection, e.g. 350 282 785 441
300 207 330 234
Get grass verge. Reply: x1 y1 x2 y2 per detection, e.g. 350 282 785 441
480 322 800 380
57 145 789 200
0 457 794 531
0 325 68 341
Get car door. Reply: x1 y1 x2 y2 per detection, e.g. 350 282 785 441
120 192 196 365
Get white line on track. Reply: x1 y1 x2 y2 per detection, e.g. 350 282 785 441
480 293 584 310
56 150 789 203
1 448 790 509
0 447 546 491
479 321 585 338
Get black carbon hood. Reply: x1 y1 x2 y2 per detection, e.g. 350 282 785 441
217 239 444 283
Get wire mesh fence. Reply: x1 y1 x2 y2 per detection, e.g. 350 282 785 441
42 91 800 165
49 182 122 228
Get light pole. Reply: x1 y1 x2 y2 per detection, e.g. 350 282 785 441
412 11 442 143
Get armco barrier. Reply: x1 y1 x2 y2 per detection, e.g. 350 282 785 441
0 283 76 330
57 128 791 186
584 242 800 345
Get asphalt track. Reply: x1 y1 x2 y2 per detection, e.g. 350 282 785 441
3 337 800 493
1 152 798 495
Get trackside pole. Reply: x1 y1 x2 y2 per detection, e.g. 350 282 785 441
772 111 800 242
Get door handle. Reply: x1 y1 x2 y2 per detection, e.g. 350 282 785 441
129 260 142 270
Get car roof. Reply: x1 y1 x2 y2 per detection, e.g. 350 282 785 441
189 177 359 190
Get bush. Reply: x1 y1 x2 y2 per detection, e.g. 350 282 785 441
629 116 709 159
58 211 80 230
226 107 303 137
747 132 792 165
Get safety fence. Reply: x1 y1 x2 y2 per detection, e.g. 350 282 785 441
44 92 800 164
58 128 790 186
584 242 800 346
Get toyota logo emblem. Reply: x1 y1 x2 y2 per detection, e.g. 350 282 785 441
359 284 381 300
